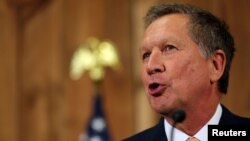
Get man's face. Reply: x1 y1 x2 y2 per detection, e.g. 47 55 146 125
140 14 213 115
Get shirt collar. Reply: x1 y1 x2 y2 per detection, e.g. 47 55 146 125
164 104 222 141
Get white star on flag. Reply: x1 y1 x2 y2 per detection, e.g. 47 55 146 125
79 92 112 141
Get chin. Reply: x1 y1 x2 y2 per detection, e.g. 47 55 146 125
150 98 179 116
154 108 171 116
151 103 171 116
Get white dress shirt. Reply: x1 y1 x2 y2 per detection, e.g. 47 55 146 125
164 104 222 141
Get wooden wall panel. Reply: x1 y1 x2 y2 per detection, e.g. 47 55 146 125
0 1 17 141
14 0 65 141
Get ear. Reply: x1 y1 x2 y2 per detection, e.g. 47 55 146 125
209 50 226 83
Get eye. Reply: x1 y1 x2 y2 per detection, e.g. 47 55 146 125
162 44 177 52
142 52 151 60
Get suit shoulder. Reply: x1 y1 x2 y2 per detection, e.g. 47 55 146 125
122 118 166 141
220 105 250 125
122 126 157 141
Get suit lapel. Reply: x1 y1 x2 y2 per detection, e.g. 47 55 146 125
150 117 168 141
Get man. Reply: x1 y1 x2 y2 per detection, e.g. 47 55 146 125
123 2 250 141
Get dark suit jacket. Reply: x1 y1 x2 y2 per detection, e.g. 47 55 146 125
123 105 250 141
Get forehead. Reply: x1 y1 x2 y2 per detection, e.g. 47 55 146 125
142 14 190 48
147 13 190 29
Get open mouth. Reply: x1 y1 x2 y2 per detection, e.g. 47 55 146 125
149 83 160 90
148 82 166 96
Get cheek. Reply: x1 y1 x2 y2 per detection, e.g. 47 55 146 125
172 56 210 94
187 59 209 81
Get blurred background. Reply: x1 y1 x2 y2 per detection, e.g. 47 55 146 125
0 0 250 141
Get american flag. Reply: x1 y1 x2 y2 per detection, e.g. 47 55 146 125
79 91 112 141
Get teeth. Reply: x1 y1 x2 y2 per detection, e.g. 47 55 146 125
149 83 159 89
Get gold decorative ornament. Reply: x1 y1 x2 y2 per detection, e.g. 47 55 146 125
70 37 121 81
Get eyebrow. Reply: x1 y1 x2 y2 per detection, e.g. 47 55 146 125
141 37 182 51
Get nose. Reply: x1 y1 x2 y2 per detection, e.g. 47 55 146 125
146 51 165 75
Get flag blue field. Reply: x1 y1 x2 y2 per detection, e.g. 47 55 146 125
79 92 112 141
